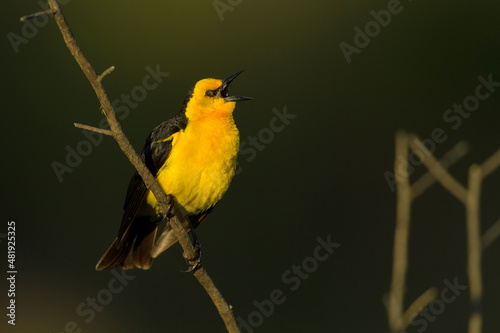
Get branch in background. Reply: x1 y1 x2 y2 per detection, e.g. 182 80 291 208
390 131 500 333
397 287 438 330
480 147 500 179
481 219 500 250
388 131 412 333
408 134 467 203
466 165 483 333
29 1 240 331
411 141 469 200
465 146 500 332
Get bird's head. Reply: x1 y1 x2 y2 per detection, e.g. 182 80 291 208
185 71 252 120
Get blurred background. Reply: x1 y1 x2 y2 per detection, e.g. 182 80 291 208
2 0 500 332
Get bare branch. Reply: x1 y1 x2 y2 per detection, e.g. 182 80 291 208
20 9 56 22
74 123 113 136
389 132 500 333
411 141 469 200
44 0 239 331
98 66 115 82
482 218 500 250
396 287 438 332
480 148 500 179
388 131 412 333
408 135 467 203
467 165 483 333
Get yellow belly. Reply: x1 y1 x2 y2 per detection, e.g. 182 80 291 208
142 116 239 215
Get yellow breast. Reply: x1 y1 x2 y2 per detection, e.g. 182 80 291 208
144 114 239 215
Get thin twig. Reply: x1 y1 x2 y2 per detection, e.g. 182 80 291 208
74 123 114 136
408 135 467 203
481 219 500 250
388 131 412 333
396 287 438 331
20 9 56 22
44 0 239 331
467 164 483 333
480 148 500 179
98 66 115 82
411 141 469 200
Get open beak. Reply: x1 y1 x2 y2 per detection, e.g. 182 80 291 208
217 70 253 103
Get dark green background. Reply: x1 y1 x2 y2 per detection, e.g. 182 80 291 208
2 0 500 332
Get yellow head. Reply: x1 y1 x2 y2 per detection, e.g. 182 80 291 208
185 71 252 120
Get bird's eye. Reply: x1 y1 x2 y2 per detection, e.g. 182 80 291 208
205 90 216 97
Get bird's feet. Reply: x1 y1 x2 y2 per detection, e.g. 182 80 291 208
183 237 202 272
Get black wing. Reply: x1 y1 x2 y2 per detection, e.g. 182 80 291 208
116 113 188 244
96 91 193 270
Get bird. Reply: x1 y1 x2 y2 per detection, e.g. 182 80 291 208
96 71 252 270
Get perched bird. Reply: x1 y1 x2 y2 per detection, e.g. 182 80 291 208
96 71 252 270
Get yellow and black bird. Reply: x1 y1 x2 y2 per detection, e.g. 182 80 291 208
96 71 252 270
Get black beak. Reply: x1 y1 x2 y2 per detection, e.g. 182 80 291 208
217 70 253 103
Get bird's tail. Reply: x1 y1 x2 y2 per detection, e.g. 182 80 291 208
150 221 184 258
151 209 211 258
96 216 158 270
